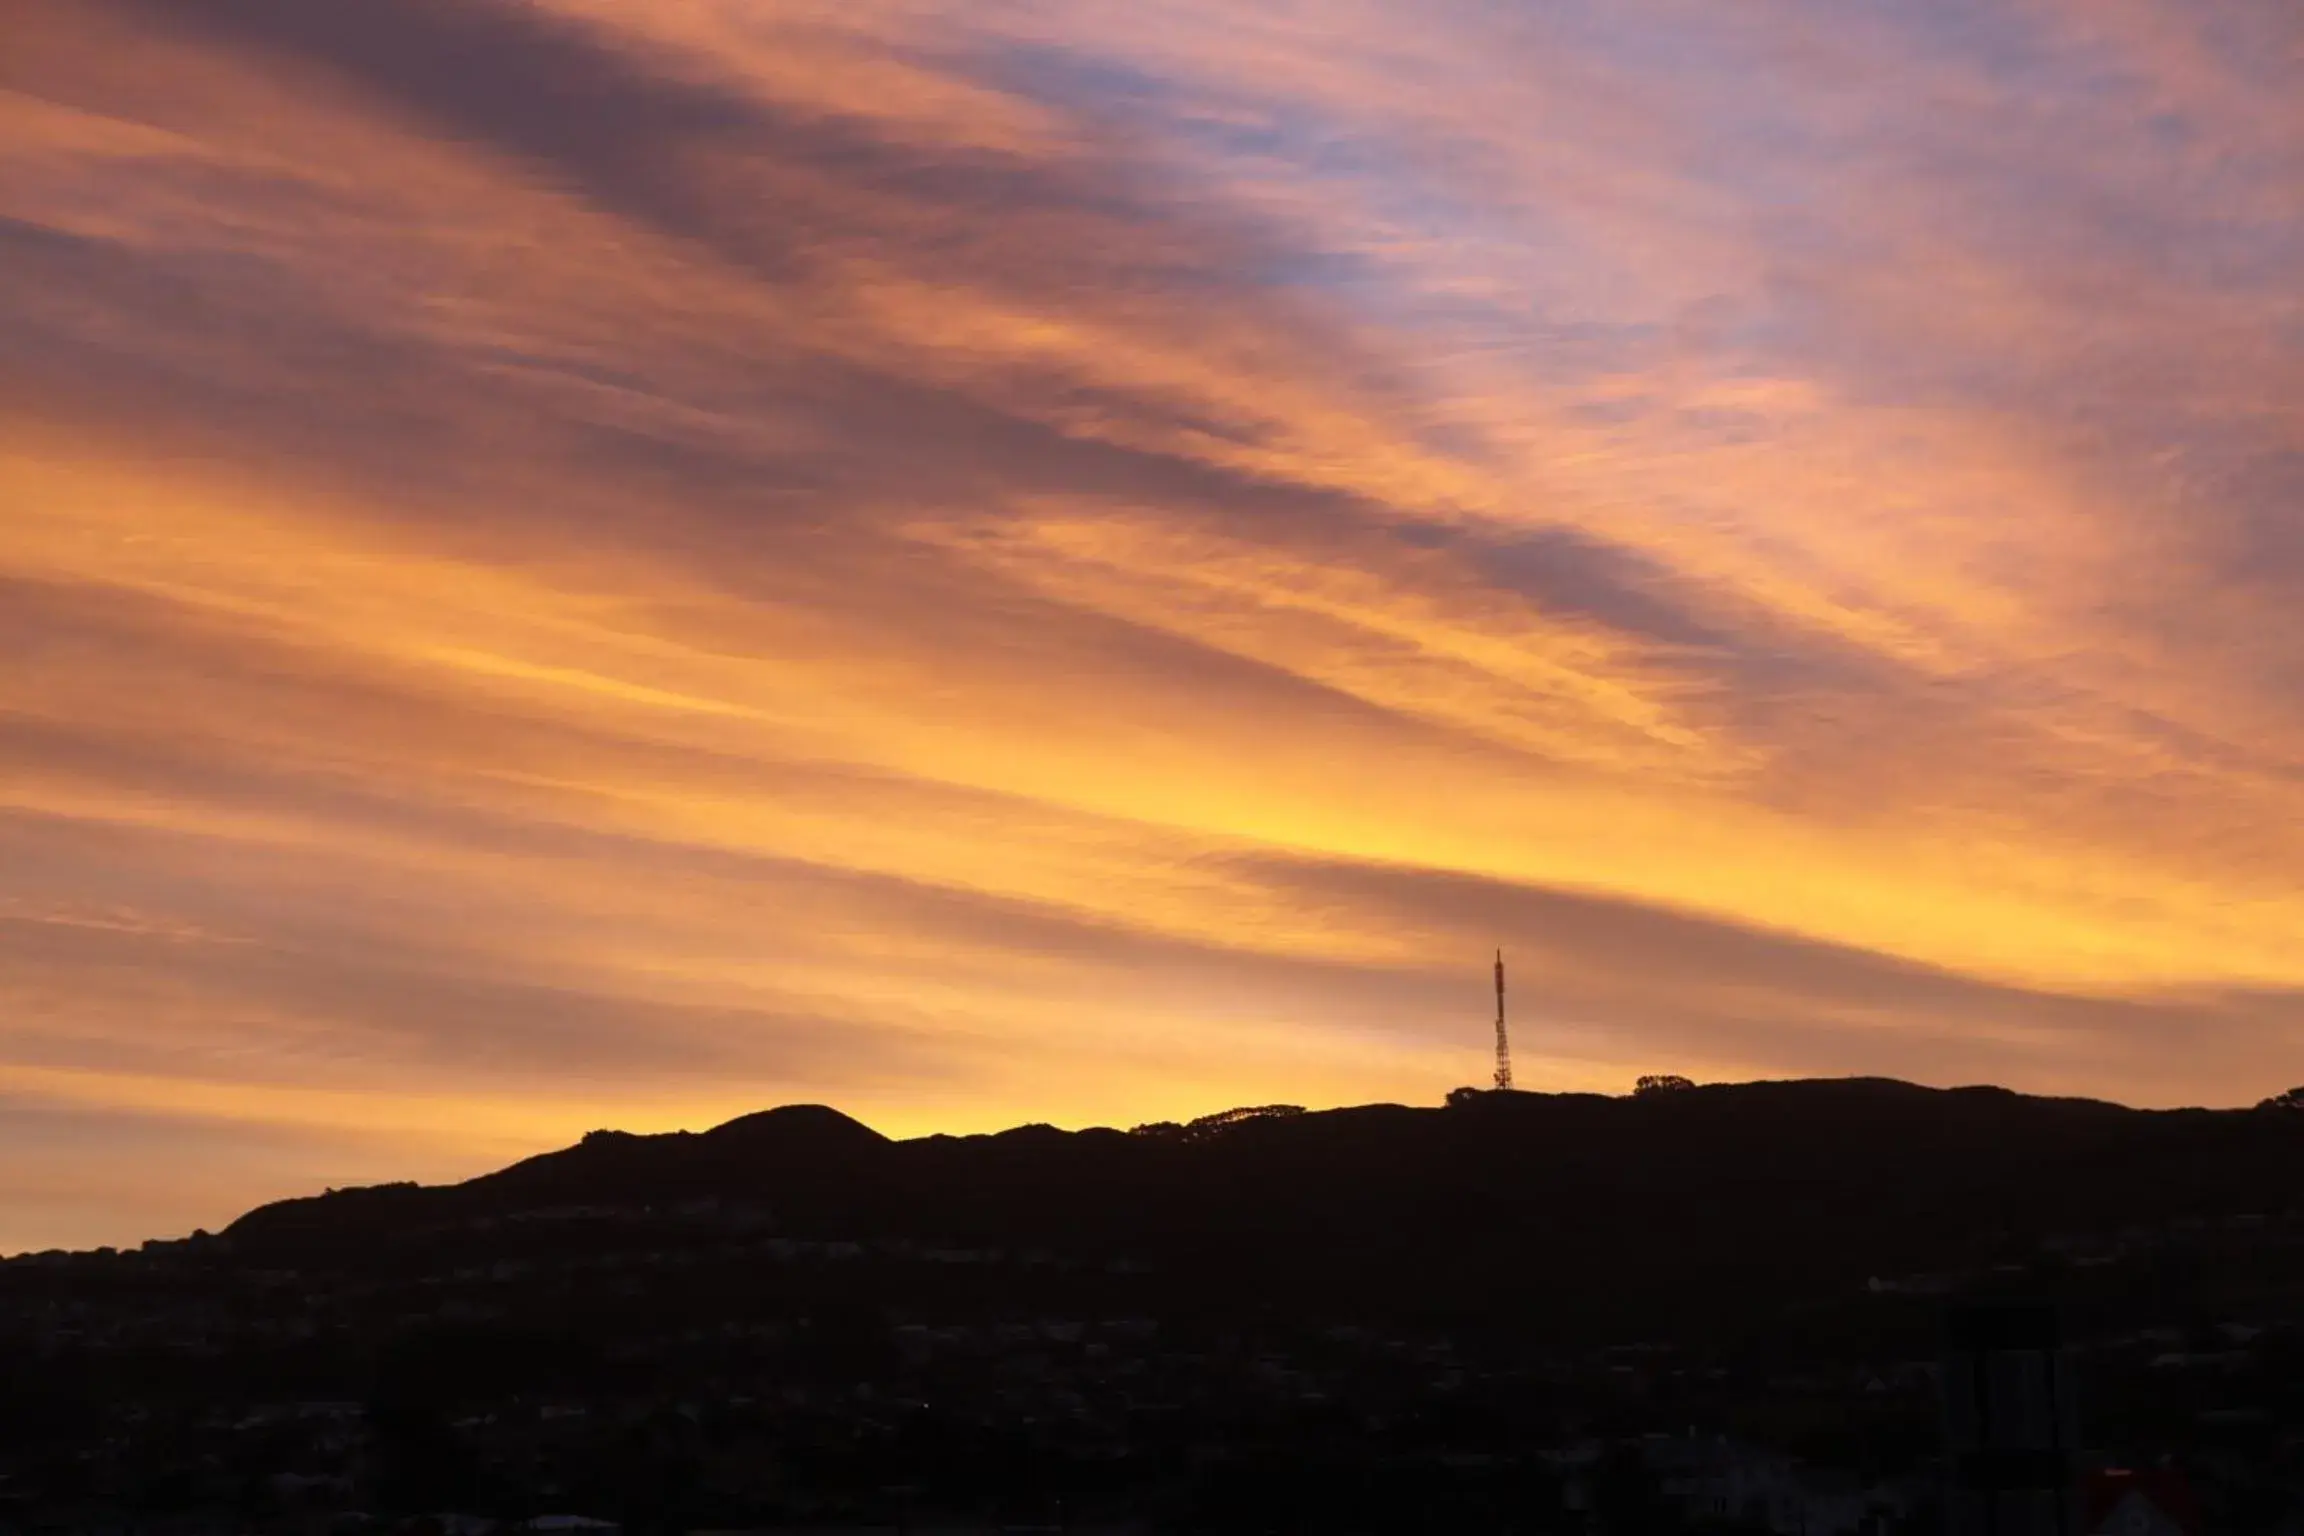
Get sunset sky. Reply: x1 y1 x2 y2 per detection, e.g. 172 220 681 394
5 0 2303 1252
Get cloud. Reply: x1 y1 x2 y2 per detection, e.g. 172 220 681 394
2 0 2301 1248
0 1091 453 1254
1224 849 2298 1102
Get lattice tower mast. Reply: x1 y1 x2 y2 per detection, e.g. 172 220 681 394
1493 949 1513 1092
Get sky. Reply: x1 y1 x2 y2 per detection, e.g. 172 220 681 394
3 0 2303 1252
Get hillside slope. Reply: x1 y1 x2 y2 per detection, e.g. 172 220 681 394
219 1078 2304 1339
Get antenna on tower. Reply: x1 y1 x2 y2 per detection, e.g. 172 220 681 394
1492 949 1513 1092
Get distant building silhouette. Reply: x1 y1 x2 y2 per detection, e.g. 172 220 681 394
1942 1301 2081 1536
2077 1467 2198 1536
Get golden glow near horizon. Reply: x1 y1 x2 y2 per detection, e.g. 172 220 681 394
4 0 2303 1249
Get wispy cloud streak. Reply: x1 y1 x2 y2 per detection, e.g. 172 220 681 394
1 0 2300 1249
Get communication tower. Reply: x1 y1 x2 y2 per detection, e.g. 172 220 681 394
1492 949 1513 1091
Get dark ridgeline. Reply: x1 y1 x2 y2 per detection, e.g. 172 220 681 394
220 1079 2304 1342
1 1077 2300 1534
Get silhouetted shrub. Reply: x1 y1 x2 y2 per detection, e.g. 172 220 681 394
1181 1104 1306 1141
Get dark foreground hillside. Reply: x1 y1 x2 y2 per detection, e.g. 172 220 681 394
5 1079 2304 1534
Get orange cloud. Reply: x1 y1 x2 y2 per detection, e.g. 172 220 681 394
2 0 2302 1251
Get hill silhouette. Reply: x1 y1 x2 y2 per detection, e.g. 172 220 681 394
12 1077 2304 1532
219 1077 2304 1343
